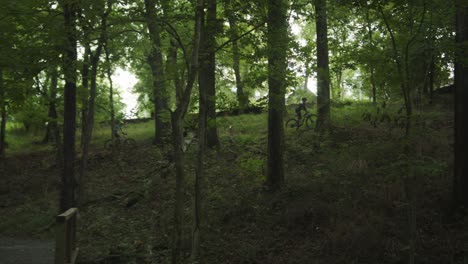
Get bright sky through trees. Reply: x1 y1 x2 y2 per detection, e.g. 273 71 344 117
113 68 138 118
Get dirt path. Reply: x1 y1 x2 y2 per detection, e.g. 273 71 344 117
0 236 54 264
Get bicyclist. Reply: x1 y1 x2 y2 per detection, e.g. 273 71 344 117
113 120 124 139
295 97 308 122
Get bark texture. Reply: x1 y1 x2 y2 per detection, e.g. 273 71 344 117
203 0 219 148
144 0 169 145
315 0 331 129
226 0 248 111
60 0 78 211
454 1 468 206
0 67 6 160
266 0 288 190
170 0 204 262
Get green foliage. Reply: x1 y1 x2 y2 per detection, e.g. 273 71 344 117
287 88 316 105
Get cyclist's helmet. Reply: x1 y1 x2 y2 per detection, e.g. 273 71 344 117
302 97 307 102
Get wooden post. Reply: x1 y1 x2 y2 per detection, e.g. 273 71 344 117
55 208 79 264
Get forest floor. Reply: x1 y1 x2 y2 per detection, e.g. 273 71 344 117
1 96 468 264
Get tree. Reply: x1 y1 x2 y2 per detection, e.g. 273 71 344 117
315 0 330 129
60 0 79 211
454 0 468 207
225 0 249 112
202 0 219 148
266 0 288 190
0 68 5 160
144 0 170 145
79 0 113 204
169 0 204 262
41 67 61 146
192 2 208 255
41 67 61 155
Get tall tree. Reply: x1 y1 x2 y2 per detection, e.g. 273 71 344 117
225 0 248 112
203 0 220 148
0 68 5 160
315 0 331 129
363 1 377 104
192 6 208 256
144 0 170 145
454 0 468 206
41 67 61 148
60 0 79 211
170 0 204 262
266 0 288 190
79 0 112 204
104 43 116 141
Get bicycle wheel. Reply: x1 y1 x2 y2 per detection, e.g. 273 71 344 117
285 118 298 129
124 138 137 148
305 114 316 129
104 139 114 149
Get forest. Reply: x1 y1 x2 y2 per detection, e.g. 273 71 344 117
0 0 467 263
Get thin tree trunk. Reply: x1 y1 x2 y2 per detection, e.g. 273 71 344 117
454 0 468 206
79 2 111 205
0 102 5 161
191 1 211 257
226 0 248 112
204 0 219 148
266 0 288 190
60 0 78 211
315 0 331 129
50 68 62 167
144 0 169 145
0 67 6 160
423 58 429 95
191 83 206 259
42 68 60 144
364 3 377 104
170 113 185 264
81 45 91 149
429 55 435 102
379 5 428 263
171 1 204 262
336 70 342 99
104 44 115 141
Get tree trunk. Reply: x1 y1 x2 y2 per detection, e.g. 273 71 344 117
266 0 288 190
226 0 248 112
104 44 115 141
80 45 91 149
454 0 468 206
170 113 185 264
42 68 60 144
429 55 435 102
191 84 206 259
336 70 342 100
170 0 204 262
0 67 6 160
79 2 111 205
191 0 211 257
364 3 377 104
203 0 219 148
61 0 78 212
315 0 331 129
144 0 169 145
0 104 6 161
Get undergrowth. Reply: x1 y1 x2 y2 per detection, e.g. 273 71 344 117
1 102 467 263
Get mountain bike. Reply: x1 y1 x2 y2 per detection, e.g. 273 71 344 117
285 112 317 130
104 132 136 150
